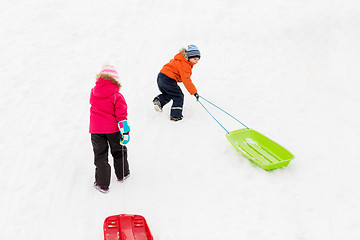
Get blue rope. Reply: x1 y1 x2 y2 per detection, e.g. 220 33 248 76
198 99 229 134
198 96 249 131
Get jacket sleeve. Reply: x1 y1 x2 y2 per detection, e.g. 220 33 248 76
179 63 197 95
114 92 128 122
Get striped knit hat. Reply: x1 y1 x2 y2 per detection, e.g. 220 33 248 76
100 65 119 80
187 45 201 59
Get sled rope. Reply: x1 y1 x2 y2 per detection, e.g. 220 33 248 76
122 146 127 212
198 98 229 133
198 96 249 133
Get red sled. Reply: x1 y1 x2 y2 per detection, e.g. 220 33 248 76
103 214 153 240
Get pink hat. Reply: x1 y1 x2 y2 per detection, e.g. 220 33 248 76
100 65 119 80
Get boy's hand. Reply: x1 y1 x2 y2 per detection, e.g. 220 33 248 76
194 93 199 101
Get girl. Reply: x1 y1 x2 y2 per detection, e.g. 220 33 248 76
153 45 200 121
89 65 130 193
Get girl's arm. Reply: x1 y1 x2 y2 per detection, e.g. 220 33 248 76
114 92 128 122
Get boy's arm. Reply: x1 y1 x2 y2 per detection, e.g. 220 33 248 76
180 65 197 95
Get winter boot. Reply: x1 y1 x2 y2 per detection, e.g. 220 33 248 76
153 98 162 112
170 116 183 121
117 172 130 183
94 182 109 194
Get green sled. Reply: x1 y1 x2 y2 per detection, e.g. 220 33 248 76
226 128 294 171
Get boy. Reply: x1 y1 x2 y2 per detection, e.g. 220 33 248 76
153 45 200 121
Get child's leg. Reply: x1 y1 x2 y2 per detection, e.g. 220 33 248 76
91 134 111 187
155 73 173 106
107 132 129 179
156 73 184 117
169 88 184 118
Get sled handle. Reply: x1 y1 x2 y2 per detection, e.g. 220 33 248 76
198 96 249 133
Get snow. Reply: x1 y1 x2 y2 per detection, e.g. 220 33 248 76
1 0 360 239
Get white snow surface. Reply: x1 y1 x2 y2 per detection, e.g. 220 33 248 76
1 0 360 239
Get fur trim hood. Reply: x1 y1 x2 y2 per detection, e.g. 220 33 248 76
179 48 189 60
92 75 120 98
96 73 121 89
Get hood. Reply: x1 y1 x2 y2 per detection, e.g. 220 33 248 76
91 77 119 98
174 51 194 67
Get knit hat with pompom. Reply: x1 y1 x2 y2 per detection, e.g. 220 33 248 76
100 65 119 80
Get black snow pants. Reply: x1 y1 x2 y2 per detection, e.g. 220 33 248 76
91 132 129 187
155 72 184 118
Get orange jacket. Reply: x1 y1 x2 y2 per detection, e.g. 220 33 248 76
160 52 197 95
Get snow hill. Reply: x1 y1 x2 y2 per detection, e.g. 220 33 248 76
1 0 359 239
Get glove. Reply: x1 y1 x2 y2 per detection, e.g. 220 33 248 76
194 93 199 101
118 120 130 144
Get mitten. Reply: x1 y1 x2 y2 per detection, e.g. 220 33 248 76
121 133 130 145
118 120 130 144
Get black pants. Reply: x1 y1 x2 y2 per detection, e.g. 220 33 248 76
155 72 184 118
91 132 129 187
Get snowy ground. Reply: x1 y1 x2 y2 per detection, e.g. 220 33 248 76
1 0 360 239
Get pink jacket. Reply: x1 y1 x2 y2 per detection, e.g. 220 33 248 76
89 77 127 134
